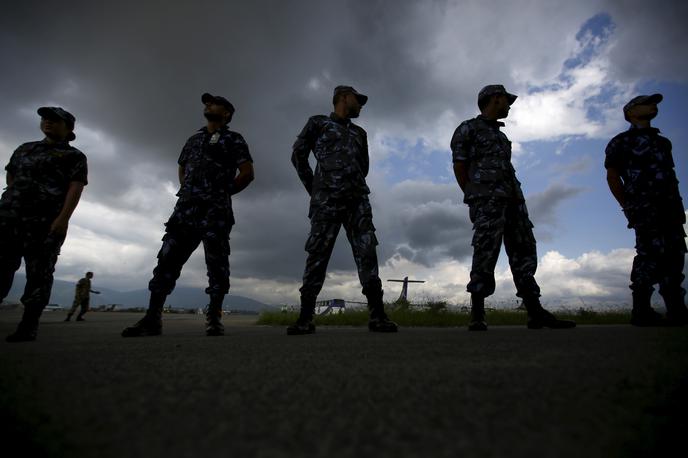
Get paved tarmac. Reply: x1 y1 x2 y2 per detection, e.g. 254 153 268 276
1 310 686 458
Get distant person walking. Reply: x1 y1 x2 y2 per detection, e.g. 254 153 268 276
451 85 575 331
288 85 397 335
65 271 100 321
0 107 88 342
605 94 687 326
122 93 254 337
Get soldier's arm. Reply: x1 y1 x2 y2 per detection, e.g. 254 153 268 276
606 168 626 208
232 161 254 195
178 165 185 185
453 162 469 192
361 130 370 177
291 117 318 195
50 181 85 236
450 122 473 193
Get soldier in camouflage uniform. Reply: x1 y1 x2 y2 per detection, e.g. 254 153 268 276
122 93 254 337
451 85 575 331
65 271 100 321
605 94 687 326
1 107 88 342
288 85 397 335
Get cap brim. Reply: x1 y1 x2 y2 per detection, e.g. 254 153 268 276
506 93 518 105
647 93 663 104
355 93 368 106
37 107 58 118
201 93 215 104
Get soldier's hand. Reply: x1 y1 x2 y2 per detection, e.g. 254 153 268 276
50 216 69 236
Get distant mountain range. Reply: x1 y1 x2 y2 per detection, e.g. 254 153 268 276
4 274 275 313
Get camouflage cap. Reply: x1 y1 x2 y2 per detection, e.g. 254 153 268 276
478 85 517 105
202 92 235 114
623 93 663 114
333 85 368 106
37 106 76 141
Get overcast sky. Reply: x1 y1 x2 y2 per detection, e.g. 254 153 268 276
1 0 686 308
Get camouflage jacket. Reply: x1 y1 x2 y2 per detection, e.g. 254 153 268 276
1 139 88 218
605 126 685 228
292 113 371 213
450 115 524 203
177 125 252 202
75 277 91 298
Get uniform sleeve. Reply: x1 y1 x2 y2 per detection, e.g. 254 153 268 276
291 117 319 194
178 139 192 166
232 133 253 165
604 136 623 170
359 128 369 177
451 122 473 163
69 152 88 185
5 145 23 175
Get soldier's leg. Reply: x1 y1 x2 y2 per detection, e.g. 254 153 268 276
201 227 231 336
0 216 23 303
657 227 688 325
287 219 340 335
76 298 89 320
148 226 201 296
65 298 80 321
344 199 396 332
123 225 201 337
7 231 64 342
503 201 540 300
466 198 507 298
504 201 574 329
299 220 341 301
629 229 663 326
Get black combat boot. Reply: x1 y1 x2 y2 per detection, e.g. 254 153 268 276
64 313 72 322
468 295 487 331
6 305 42 342
121 292 165 337
366 289 398 333
662 292 688 327
206 294 225 336
524 297 576 329
630 291 665 327
76 311 86 321
287 296 316 335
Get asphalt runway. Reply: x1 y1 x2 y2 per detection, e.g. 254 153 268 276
1 310 686 458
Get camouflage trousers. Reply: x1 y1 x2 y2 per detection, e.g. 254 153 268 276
630 225 687 300
467 197 540 299
69 295 90 315
300 196 382 300
148 222 232 296
0 213 64 314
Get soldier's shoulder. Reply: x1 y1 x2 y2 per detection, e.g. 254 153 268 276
225 129 247 142
350 122 367 136
65 144 86 157
307 114 329 125
14 140 42 152
454 118 479 135
606 130 631 149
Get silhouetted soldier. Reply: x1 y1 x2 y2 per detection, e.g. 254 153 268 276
65 271 100 321
122 93 254 337
605 94 687 326
451 85 575 331
288 86 397 335
1 107 88 342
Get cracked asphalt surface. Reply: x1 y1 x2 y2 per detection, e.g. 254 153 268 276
1 310 686 458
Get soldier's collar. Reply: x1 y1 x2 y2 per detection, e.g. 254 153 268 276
40 138 70 147
329 112 352 125
477 114 505 127
629 125 660 134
